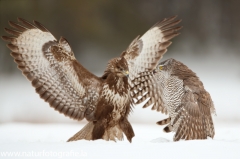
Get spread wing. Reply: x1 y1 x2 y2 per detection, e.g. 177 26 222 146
2 18 102 121
124 16 182 112
122 16 182 80
131 71 168 114
172 90 215 141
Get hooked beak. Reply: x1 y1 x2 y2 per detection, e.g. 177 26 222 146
123 70 129 78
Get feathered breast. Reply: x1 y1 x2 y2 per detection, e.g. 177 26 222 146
102 84 129 110
101 74 130 117
156 71 184 117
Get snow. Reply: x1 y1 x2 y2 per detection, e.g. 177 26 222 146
0 123 239 159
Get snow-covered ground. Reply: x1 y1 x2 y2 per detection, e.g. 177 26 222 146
0 123 239 159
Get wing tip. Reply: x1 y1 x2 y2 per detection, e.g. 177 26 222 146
17 17 25 23
151 15 181 29
167 15 178 20
17 17 37 29
17 17 26 23
33 20 50 32
1 36 11 42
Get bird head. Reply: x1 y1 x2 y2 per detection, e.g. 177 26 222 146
154 58 174 74
106 57 129 78
156 64 165 72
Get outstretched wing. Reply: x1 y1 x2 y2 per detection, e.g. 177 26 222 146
131 71 168 114
2 18 102 121
122 16 182 112
122 16 182 80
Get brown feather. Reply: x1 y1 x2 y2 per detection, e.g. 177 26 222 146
132 57 215 141
4 28 21 36
160 19 182 30
119 118 135 142
67 122 94 142
159 41 172 50
157 117 171 125
7 44 19 52
162 26 183 34
163 125 172 133
2 36 17 43
17 18 36 29
162 33 180 41
151 15 178 29
9 21 28 31
33 20 50 32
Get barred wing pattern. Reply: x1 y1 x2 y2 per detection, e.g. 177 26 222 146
126 16 182 113
172 89 215 141
132 59 215 141
131 71 168 113
122 16 182 80
2 18 102 121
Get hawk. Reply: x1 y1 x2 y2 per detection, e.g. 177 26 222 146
2 16 181 142
131 58 216 141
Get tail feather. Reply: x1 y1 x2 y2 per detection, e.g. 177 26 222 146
67 120 134 143
102 125 124 142
67 122 94 142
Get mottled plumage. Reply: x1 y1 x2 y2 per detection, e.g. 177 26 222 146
132 58 216 141
2 16 181 142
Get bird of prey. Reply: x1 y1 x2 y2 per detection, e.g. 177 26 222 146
131 58 216 141
2 16 181 142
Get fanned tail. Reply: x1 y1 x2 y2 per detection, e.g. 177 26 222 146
67 122 94 142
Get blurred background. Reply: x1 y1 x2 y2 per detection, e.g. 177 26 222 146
0 0 239 124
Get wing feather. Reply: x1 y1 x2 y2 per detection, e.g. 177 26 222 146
173 91 215 141
133 59 215 141
8 21 28 31
17 17 37 29
130 71 167 114
124 16 181 110
122 16 182 80
33 20 50 32
2 18 102 121
4 28 22 36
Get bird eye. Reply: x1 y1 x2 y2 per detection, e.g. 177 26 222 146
159 65 164 70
